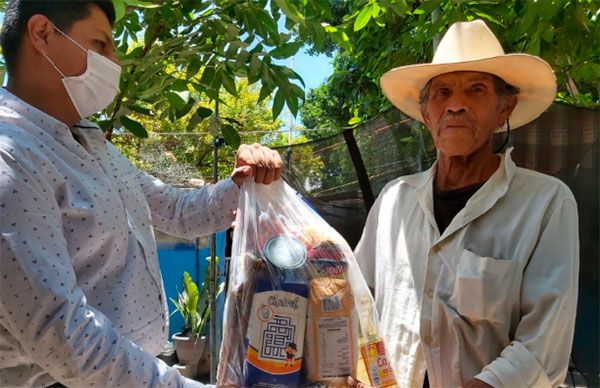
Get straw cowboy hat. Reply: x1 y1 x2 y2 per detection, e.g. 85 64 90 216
380 19 557 130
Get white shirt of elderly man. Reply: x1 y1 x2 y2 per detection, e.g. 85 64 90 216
355 20 578 388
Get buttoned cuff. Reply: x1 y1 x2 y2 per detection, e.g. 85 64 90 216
218 177 240 209
475 341 552 388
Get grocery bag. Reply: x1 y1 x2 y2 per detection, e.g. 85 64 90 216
217 178 396 387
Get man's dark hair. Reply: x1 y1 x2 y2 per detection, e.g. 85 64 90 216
1 0 116 75
418 73 520 105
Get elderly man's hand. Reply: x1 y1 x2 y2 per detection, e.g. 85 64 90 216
463 378 493 388
231 143 283 186
347 376 371 388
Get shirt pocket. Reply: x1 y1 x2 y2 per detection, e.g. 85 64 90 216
449 249 516 323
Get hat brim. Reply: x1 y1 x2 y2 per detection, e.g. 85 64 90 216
380 54 557 130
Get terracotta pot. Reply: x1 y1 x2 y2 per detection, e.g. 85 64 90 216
172 333 206 365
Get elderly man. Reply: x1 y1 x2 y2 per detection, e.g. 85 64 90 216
0 1 281 386
354 20 579 387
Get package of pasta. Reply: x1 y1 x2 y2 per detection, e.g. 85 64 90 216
218 178 396 388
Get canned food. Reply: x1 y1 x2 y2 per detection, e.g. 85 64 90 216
264 235 308 269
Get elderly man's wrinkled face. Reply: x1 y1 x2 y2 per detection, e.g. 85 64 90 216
420 71 514 157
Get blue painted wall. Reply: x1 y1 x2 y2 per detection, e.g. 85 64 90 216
157 232 227 338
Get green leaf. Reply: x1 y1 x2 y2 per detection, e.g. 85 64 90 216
220 71 238 96
128 104 152 116
269 42 303 59
258 83 275 103
286 93 299 117
274 0 303 23
195 106 214 120
474 12 505 27
272 88 286 119
256 10 279 40
120 116 148 138
166 91 189 110
97 120 113 132
354 5 373 32
170 79 189 92
222 124 241 149
248 55 263 83
175 98 195 119
125 0 161 8
199 66 216 89
186 56 202 79
114 0 126 22
348 116 362 125
186 106 213 131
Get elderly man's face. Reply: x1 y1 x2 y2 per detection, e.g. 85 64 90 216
420 71 514 157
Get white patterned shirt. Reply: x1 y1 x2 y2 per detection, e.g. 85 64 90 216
0 87 238 387
355 150 579 387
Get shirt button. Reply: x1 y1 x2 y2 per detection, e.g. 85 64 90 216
432 244 441 253
422 335 432 345
426 288 434 299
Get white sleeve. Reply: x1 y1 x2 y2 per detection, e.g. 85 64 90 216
0 149 198 387
137 172 240 239
354 194 383 290
475 198 579 387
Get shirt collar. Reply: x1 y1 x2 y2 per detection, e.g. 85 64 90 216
0 87 103 141
403 148 516 191
408 148 517 239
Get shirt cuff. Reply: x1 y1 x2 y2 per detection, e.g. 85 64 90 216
208 178 240 232
475 341 552 388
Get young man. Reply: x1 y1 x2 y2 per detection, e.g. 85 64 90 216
354 20 579 387
0 1 281 386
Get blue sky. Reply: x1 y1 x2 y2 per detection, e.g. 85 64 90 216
290 50 333 92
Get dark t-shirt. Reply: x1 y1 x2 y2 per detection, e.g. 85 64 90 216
433 182 485 234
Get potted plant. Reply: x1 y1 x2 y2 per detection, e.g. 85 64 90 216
170 257 224 367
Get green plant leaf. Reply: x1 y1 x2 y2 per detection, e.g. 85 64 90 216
272 88 286 119
269 42 303 59
222 124 241 149
354 5 373 31
220 71 238 96
127 104 152 116
120 116 148 138
186 56 202 79
166 91 189 111
274 0 303 23
114 0 126 22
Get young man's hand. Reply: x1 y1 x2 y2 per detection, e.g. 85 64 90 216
231 143 283 186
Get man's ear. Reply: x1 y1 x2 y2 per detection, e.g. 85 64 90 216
500 94 518 122
420 104 430 126
26 15 55 56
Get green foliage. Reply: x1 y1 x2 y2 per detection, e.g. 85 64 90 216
94 0 347 139
169 258 224 338
113 80 282 184
303 0 599 131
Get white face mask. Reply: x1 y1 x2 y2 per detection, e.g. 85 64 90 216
42 25 121 119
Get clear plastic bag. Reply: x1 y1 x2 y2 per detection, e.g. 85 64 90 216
218 179 396 387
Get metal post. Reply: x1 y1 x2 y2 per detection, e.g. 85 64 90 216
209 99 220 384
